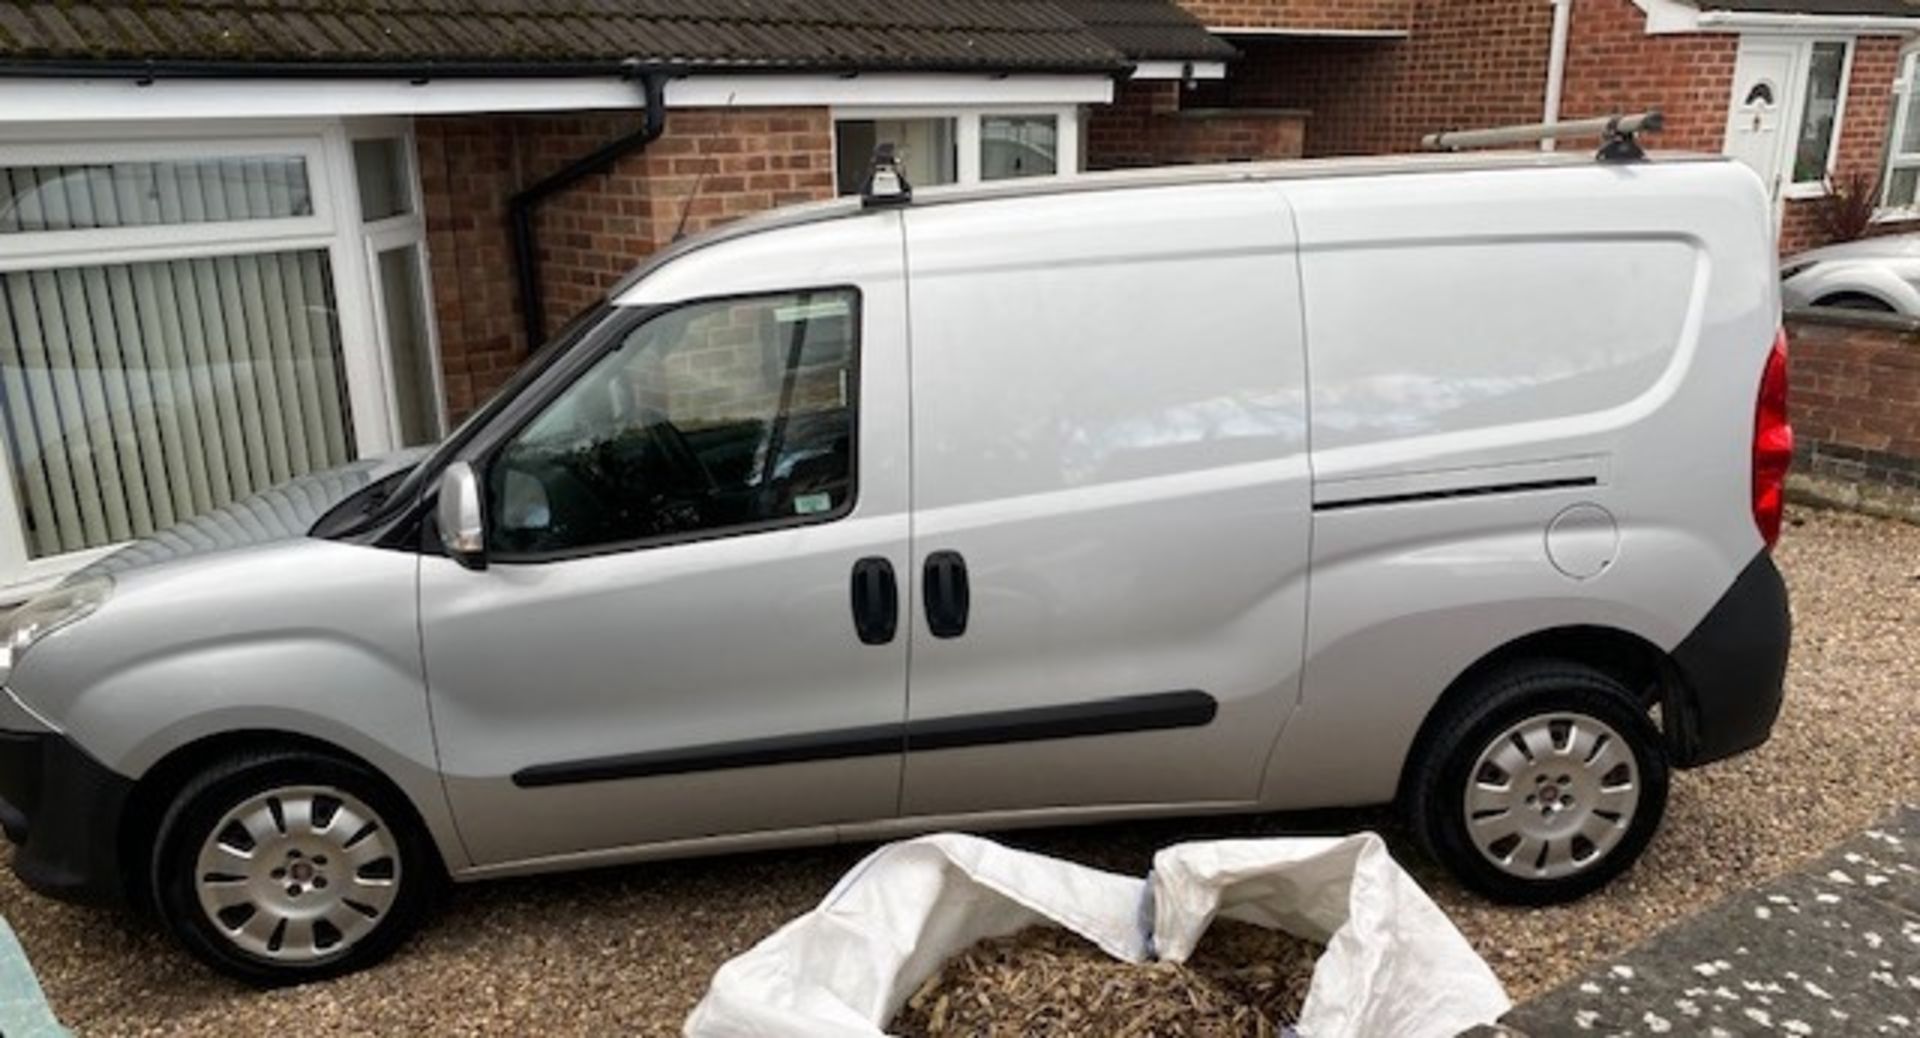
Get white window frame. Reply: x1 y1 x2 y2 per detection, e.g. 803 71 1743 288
1879 47 1920 218
0 121 438 597
1779 36 1855 202
0 136 336 271
829 105 1082 193
344 119 448 445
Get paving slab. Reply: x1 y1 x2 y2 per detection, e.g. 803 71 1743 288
1504 805 1920 1036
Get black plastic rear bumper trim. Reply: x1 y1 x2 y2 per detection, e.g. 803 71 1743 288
512 690 1217 788
1663 551 1792 768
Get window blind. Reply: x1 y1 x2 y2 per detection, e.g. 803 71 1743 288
0 157 312 234
0 250 353 559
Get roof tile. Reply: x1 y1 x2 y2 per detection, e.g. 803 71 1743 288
0 0 1159 71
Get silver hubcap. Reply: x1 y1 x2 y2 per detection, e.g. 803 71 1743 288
194 785 401 963
1464 712 1640 880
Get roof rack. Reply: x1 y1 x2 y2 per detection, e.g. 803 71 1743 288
860 143 914 209
1422 111 1665 162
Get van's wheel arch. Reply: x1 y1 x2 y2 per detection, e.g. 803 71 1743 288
1401 659 1669 904
149 747 439 985
1812 291 1896 313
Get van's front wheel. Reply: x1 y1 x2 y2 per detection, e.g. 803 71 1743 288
1405 661 1669 904
150 749 436 985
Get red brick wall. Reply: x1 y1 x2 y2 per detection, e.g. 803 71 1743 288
1086 80 1308 169
415 117 523 421
417 108 834 418
1396 0 1555 147
1555 0 1736 154
1184 0 1555 158
1178 0 1410 32
1186 37 1407 156
1786 310 1920 495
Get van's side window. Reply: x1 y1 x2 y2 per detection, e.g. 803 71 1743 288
486 289 859 558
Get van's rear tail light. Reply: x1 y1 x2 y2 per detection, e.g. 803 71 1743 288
1753 328 1794 548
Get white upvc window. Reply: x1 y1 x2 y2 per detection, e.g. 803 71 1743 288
830 106 1081 196
0 122 438 595
1786 39 1853 196
345 121 445 449
1881 48 1920 214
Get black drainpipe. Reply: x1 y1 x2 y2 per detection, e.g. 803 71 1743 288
508 69 669 351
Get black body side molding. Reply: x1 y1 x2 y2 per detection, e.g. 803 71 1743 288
1314 476 1598 512
512 690 1218 788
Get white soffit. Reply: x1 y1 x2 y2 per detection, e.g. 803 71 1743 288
1131 60 1228 80
0 73 1115 125
1635 0 1920 34
1207 26 1411 40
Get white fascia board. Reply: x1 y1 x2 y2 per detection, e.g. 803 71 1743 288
0 72 1114 125
1130 60 1228 80
1206 26 1411 39
1635 0 1920 35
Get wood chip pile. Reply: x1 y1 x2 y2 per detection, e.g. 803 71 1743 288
891 920 1323 1037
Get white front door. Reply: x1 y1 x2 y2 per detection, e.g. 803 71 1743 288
1726 40 1798 204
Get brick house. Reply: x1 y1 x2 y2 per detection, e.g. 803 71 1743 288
0 0 1267 597
1174 0 1920 252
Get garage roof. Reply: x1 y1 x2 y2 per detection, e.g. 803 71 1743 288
0 0 1233 76
1051 0 1238 63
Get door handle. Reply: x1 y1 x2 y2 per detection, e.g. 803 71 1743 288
923 550 970 639
849 557 899 646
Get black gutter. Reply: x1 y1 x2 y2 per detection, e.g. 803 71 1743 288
506 69 668 352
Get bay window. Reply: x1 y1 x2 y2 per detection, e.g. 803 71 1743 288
0 125 439 594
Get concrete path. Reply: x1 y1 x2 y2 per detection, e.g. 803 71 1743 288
1505 805 1920 1036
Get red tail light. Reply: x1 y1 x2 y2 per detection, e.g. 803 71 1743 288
1753 328 1793 548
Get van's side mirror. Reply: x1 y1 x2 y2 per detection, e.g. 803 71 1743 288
437 462 487 571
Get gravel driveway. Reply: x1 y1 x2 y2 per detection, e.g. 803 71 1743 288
2 505 1914 1036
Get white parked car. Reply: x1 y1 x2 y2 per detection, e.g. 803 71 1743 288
1780 233 1920 315
0 147 1793 983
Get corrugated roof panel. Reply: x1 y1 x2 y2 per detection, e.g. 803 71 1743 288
1052 0 1235 62
0 0 1198 71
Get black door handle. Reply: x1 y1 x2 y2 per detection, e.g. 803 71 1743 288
849 557 898 646
923 550 970 639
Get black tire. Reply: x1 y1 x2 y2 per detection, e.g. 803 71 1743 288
1402 660 1669 905
150 748 437 985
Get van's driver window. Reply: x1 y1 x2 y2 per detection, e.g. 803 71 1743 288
487 289 859 557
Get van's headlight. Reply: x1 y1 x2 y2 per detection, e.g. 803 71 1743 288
0 578 111 682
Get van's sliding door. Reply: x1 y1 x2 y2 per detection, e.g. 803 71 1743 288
897 184 1312 819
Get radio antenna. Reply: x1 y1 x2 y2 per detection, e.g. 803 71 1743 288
672 91 736 243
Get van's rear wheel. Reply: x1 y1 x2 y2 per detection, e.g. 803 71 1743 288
1404 661 1669 904
151 749 435 985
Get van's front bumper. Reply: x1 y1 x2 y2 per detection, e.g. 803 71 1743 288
0 696 132 907
1663 551 1792 768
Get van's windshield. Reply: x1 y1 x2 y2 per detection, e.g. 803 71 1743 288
343 302 620 534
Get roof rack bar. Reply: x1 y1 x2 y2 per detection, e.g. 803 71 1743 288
1422 111 1664 161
